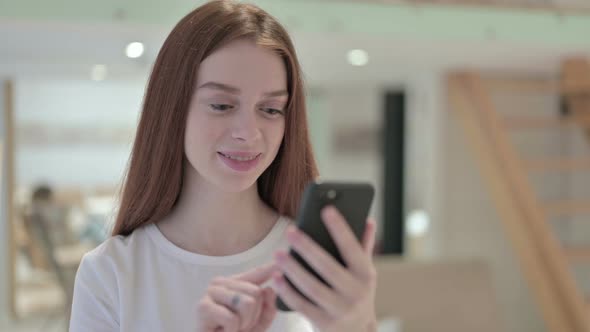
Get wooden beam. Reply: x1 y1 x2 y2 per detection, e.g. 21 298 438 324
503 115 590 129
483 77 560 95
3 80 16 319
561 59 590 143
562 58 590 96
564 247 590 264
544 200 590 217
524 158 590 172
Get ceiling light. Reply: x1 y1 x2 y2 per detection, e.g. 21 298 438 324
91 64 107 81
126 42 144 58
347 49 369 66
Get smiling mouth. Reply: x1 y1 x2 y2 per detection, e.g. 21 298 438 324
217 152 261 161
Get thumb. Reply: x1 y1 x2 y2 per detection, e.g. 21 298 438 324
236 263 277 285
254 287 277 332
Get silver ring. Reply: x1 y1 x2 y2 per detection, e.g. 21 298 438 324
230 293 241 311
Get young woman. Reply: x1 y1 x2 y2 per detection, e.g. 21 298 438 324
69 1 378 331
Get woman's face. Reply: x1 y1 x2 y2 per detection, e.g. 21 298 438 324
185 39 288 192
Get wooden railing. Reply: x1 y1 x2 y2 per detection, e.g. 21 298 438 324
448 72 590 332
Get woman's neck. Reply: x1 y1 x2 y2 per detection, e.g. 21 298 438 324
156 169 279 256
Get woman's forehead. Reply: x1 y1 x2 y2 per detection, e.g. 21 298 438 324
196 39 288 94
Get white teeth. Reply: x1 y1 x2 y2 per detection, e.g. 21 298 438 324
221 153 257 161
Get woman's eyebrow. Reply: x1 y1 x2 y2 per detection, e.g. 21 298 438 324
263 89 289 98
198 81 288 97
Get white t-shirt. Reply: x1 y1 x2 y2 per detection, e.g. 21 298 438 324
69 216 316 332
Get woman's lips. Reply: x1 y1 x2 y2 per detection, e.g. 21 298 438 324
217 152 262 172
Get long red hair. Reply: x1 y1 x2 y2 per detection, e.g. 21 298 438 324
112 0 318 236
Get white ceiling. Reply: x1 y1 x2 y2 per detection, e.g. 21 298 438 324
334 0 590 12
0 1 589 85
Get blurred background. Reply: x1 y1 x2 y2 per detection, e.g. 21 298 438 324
1 0 590 331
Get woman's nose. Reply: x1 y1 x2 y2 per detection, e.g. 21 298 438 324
231 110 261 142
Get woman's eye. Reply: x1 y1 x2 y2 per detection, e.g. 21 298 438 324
262 108 284 116
209 104 233 111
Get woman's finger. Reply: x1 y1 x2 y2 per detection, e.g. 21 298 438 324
284 227 358 296
197 296 240 332
274 251 346 317
223 282 263 330
211 277 265 329
253 287 278 332
273 273 328 327
321 206 372 276
208 285 258 330
235 263 276 284
211 277 262 300
362 218 377 256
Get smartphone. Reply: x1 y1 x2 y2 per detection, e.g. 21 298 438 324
276 181 375 311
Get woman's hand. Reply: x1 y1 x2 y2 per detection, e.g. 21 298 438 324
197 264 278 332
273 206 378 332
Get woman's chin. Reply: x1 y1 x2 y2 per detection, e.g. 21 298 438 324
215 174 259 193
213 158 269 193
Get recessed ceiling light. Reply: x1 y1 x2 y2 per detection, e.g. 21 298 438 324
126 42 144 58
91 64 107 81
347 49 369 66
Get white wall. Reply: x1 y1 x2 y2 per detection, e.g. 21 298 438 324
401 73 445 258
15 79 145 189
308 72 446 254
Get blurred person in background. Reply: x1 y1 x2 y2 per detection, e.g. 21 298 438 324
22 184 70 267
69 1 378 331
28 185 72 244
22 184 76 320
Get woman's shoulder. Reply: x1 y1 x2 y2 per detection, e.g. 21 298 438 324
78 224 152 274
70 227 151 330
